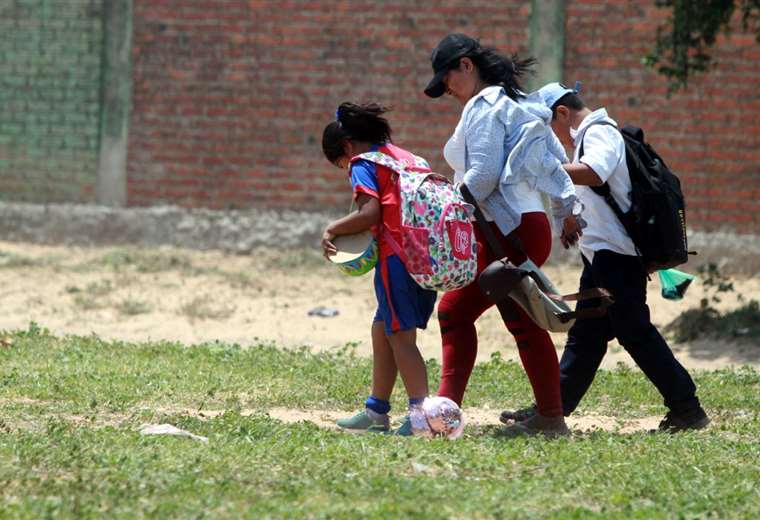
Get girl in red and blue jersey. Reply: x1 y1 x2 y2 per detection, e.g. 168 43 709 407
321 102 436 435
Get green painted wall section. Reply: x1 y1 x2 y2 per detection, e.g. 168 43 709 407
527 0 566 92
0 1 104 203
96 0 132 207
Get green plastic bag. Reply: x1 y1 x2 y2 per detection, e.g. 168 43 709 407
657 268 695 301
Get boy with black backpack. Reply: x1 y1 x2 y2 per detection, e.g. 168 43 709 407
501 83 709 432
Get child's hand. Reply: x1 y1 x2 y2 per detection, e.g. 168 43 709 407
321 229 338 259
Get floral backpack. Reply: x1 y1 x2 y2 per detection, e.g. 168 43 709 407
352 149 478 292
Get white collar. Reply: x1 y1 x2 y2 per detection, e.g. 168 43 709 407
458 85 504 131
466 85 503 109
479 85 503 104
573 108 617 147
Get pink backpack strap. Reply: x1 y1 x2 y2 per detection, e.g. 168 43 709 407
351 151 407 177
380 144 431 173
381 225 408 263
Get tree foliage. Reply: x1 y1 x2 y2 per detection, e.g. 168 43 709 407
644 0 760 92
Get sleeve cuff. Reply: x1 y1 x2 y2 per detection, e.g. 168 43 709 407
353 186 379 200
462 174 491 202
579 156 611 184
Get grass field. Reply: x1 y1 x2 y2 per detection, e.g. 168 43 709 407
1 324 759 519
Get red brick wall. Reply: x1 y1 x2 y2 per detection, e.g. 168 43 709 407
128 1 760 233
565 1 760 234
128 0 531 210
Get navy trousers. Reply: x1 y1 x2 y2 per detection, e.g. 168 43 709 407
559 250 700 415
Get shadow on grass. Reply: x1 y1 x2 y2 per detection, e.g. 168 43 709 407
666 300 760 343
664 300 760 366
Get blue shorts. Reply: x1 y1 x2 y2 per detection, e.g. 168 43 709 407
373 255 437 336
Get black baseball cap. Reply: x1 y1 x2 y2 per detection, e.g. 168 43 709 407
424 33 480 98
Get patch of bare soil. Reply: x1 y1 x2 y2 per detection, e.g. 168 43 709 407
248 407 663 434
0 396 701 435
1 240 758 370
118 405 671 435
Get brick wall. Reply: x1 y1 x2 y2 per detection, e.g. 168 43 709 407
127 0 531 209
0 1 103 204
1 2 756 234
565 0 760 234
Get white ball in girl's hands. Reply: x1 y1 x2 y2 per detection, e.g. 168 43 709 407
411 396 465 440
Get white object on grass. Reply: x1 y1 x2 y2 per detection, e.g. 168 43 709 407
138 423 209 443
307 306 339 318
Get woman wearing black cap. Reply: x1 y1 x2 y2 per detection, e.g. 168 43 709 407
424 33 583 436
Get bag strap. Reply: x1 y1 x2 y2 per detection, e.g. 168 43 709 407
538 279 613 322
578 121 643 257
459 184 525 260
381 225 408 264
555 288 614 323
557 302 613 323
523 269 613 323
579 122 628 222
526 263 613 323
352 151 407 178
557 288 611 302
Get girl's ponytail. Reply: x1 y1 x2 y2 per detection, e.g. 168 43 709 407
466 47 536 101
322 102 392 163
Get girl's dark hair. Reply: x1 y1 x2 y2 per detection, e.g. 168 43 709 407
460 46 536 101
322 102 392 163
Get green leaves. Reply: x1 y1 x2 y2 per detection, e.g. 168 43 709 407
646 0 760 92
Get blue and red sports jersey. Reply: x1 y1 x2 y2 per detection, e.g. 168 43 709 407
348 143 429 259
348 143 437 334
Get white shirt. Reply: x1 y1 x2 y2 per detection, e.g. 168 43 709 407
572 108 637 261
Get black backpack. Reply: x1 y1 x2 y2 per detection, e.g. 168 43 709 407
580 122 690 272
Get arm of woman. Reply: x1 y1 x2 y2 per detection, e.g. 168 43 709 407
461 103 506 202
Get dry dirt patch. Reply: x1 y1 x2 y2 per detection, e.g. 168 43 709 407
0 401 663 435
1 240 758 369
263 407 663 434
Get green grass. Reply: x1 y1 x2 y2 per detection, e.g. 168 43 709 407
76 247 271 292
0 324 758 519
0 251 58 269
90 249 195 274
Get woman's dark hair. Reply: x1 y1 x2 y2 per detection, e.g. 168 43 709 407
459 46 536 101
550 93 586 119
322 102 392 163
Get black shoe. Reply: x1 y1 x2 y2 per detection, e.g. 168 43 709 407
658 407 710 433
499 404 537 424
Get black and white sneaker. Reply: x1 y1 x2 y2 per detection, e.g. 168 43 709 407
658 407 711 433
